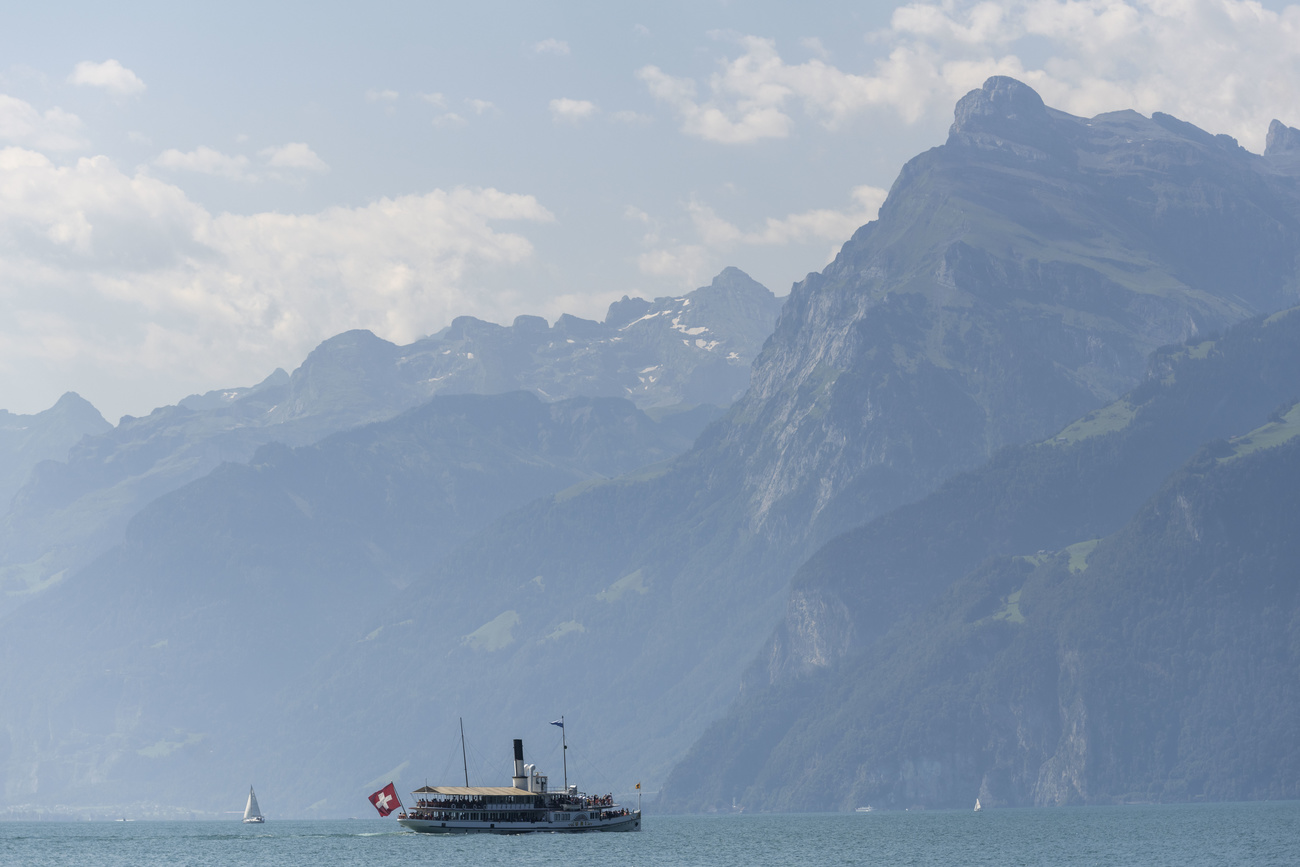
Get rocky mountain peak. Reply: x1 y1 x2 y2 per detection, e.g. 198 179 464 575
948 76 1070 159
47 392 109 427
1266 119 1300 156
703 265 772 296
604 295 654 329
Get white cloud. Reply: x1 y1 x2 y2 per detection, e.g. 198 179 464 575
0 146 554 417
68 59 146 97
366 88 399 102
466 98 495 115
433 113 466 128
261 142 328 172
535 38 570 56
800 36 831 59
0 94 86 151
688 186 885 248
549 98 598 122
153 143 329 179
154 146 251 180
639 2 1300 152
611 110 653 125
421 92 448 108
637 52 794 144
636 244 713 287
623 204 659 245
635 185 887 287
739 185 886 246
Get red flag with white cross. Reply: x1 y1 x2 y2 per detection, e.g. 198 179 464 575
369 782 401 817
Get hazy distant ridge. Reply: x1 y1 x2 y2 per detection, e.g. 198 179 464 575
0 269 778 618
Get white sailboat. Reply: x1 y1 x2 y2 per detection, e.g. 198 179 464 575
973 798 982 812
243 786 265 823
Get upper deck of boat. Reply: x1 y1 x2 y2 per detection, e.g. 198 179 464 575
411 786 540 798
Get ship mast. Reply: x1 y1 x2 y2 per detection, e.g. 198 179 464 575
460 717 469 787
560 715 567 791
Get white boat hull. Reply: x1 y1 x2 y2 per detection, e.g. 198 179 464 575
399 809 641 835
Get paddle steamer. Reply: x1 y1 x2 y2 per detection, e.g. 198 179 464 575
395 738 639 831
397 738 640 834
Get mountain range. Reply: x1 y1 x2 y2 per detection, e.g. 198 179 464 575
0 269 778 621
2 77 1299 817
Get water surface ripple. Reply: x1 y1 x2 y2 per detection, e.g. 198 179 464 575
2 802 1296 866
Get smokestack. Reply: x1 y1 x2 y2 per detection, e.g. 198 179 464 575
512 739 527 789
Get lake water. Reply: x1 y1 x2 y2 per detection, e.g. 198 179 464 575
2 803 1297 866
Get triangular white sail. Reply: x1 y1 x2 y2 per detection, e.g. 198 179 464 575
244 786 263 821
973 798 982 812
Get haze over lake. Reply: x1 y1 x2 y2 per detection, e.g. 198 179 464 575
3 1 1299 834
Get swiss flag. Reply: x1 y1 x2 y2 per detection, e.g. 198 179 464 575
369 782 401 817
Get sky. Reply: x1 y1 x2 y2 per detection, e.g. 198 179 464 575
2 0 1300 421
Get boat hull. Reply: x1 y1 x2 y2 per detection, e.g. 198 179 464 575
398 810 640 835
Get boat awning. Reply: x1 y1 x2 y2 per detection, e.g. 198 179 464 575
408 786 531 796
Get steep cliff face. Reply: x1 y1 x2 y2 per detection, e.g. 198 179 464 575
664 308 1300 812
745 312 1300 691
718 77 1300 547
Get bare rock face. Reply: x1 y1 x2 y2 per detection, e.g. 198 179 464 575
1265 118 1300 156
664 307 1300 813
948 75 1072 160
719 76 1300 559
657 78 1300 812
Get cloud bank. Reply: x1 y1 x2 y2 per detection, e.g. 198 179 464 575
68 59 146 97
641 1 1300 151
550 98 598 122
0 147 553 416
0 95 86 151
635 185 887 287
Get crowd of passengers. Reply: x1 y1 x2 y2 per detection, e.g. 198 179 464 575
414 798 496 809
554 794 617 807
413 794 619 810
402 796 632 823
405 807 537 821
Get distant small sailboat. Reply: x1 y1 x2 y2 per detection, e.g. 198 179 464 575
243 786 265 823
973 798 982 812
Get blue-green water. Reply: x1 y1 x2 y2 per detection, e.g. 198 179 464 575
2 803 1297 866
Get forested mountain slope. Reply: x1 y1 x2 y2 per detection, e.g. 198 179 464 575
662 306 1300 811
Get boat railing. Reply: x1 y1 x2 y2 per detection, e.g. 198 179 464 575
410 805 533 811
